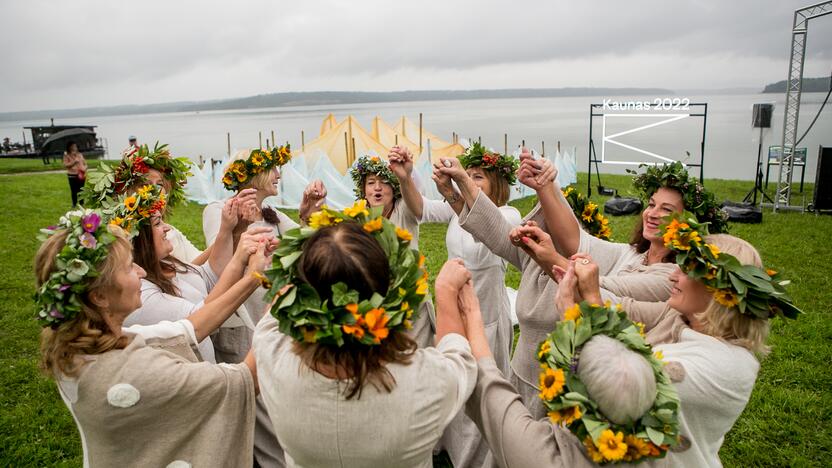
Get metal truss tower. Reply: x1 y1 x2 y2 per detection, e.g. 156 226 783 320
775 1 832 211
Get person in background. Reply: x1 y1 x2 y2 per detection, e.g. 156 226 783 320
125 135 139 154
62 140 87 207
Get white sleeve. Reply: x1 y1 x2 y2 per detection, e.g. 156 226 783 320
202 201 224 247
124 319 198 345
420 197 455 223
168 225 202 263
125 281 199 328
576 228 637 276
434 333 478 427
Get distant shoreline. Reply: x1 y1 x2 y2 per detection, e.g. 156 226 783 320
0 88 677 122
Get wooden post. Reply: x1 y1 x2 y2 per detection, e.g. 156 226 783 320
301 130 305 151
351 137 357 166
504 134 508 155
395 134 398 145
259 132 262 149
478 136 481 145
419 113 423 153
542 141 546 158
557 140 561 154
266 138 270 148
271 130 275 148
521 139 525 149
227 133 231 157
344 132 349 163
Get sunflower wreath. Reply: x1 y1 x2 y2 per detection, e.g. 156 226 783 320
222 145 292 192
105 184 167 237
537 302 680 464
629 161 728 234
81 142 192 210
660 212 801 319
263 199 428 346
349 155 402 200
561 186 612 240
457 141 520 185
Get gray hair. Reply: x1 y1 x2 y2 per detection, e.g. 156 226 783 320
577 335 657 424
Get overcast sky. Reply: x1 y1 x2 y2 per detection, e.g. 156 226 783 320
1 0 830 112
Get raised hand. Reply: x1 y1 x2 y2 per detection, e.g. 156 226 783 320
518 153 557 191
432 163 459 200
235 188 260 223
436 258 472 293
220 197 240 232
508 221 566 275
570 253 602 303
554 261 582 317
234 226 274 266
388 145 414 179
434 157 467 182
300 179 327 222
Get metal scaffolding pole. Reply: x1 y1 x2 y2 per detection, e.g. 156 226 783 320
774 1 832 211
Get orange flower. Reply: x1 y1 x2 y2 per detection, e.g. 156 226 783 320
342 323 365 339
563 304 581 322
363 217 383 233
395 227 413 242
365 308 390 343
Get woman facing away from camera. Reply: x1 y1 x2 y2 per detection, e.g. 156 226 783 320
556 219 800 467
35 209 261 467
253 212 477 468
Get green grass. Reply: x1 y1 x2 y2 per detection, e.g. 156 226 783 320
0 158 64 174
1 172 830 466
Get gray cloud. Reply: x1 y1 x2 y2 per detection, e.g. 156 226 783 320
1 0 829 111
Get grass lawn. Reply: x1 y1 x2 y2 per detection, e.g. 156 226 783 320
1 172 830 466
0 158 64 174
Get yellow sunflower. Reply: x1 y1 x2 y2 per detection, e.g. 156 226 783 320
395 227 413 242
597 429 628 461
537 340 551 359
581 202 597 222
624 435 651 461
251 151 265 167
705 243 720 258
712 287 740 308
538 365 565 401
363 217 383 233
548 405 582 425
415 276 428 296
563 304 582 322
583 437 604 463
137 185 153 197
343 199 370 218
124 196 138 212
308 210 336 229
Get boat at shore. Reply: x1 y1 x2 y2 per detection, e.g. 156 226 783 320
0 119 107 160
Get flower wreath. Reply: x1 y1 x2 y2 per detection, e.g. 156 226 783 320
537 302 680 464
629 161 728 234
263 199 427 346
660 212 801 319
81 142 192 210
349 155 402 200
34 209 125 328
457 141 519 185
222 145 292 192
562 186 612 240
105 184 167 237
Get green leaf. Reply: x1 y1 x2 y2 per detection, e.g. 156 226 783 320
646 426 665 446
331 282 358 306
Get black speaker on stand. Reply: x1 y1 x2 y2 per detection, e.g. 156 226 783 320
723 104 773 223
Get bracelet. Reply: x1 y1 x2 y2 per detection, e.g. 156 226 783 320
251 271 272 289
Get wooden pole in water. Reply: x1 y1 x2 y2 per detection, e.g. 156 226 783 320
419 113 423 153
227 133 231 157
522 139 525 148
271 130 275 148
478 136 481 145
351 137 357 166
504 134 508 155
395 134 398 145
301 131 305 151
542 141 545 158
259 132 262 149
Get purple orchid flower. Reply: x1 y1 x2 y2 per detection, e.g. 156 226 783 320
81 212 101 233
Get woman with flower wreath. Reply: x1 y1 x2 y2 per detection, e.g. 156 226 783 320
81 142 202 262
454 261 681 467
556 214 800 467
420 142 521 468
35 208 265 467
252 203 477 467
341 146 436 348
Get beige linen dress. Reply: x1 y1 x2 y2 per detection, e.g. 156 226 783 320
55 320 255 467
458 192 674 419
253 313 477 468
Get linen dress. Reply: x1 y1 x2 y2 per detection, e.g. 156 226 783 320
55 320 255 467
253 313 477 468
388 199 436 349
421 198 521 468
458 192 674 419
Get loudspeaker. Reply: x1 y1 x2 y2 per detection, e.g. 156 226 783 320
813 146 832 211
752 103 773 128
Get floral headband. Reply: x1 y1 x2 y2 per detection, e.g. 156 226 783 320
537 302 680 464
264 200 427 346
457 141 519 185
629 161 728 234
660 213 801 319
349 155 402 200
34 209 125 328
222 145 292 192
105 184 167 237
562 186 612 240
80 142 192 211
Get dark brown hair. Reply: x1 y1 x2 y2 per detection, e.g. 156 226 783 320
293 222 416 399
482 168 511 206
132 222 192 296
37 231 132 377
629 187 681 262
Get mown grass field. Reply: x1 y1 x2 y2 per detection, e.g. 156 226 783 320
0 158 64 174
1 170 830 466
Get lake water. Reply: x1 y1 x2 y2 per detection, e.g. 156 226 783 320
2 92 829 183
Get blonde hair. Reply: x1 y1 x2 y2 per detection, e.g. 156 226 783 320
695 234 770 358
225 149 273 193
37 230 133 377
